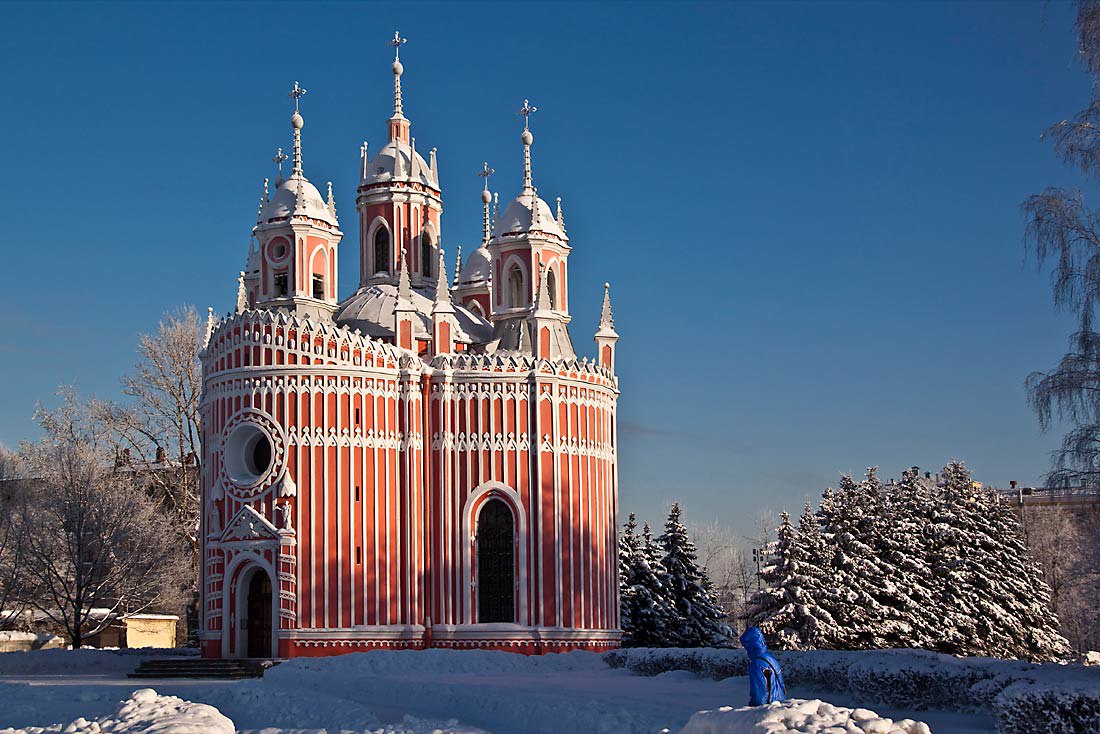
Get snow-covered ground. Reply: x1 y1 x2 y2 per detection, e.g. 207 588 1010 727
0 648 993 734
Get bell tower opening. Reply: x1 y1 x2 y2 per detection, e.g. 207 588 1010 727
476 499 515 623
374 228 390 274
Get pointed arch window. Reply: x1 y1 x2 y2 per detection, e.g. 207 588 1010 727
420 233 433 279
476 499 515 623
374 228 390 274
546 269 557 310
508 266 524 309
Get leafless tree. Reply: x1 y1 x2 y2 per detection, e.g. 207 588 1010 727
92 306 203 638
1023 2 1100 488
1021 505 1100 652
18 390 189 648
0 446 27 630
690 519 768 634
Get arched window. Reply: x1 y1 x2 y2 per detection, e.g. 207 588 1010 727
476 499 515 623
420 233 433 279
373 228 390 274
546 269 557 310
508 265 524 309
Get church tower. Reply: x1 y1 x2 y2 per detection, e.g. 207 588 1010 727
485 100 575 359
248 83 343 321
357 32 442 290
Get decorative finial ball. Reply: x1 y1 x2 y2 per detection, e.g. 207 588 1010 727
393 60 404 76
604 282 610 290
291 111 304 129
481 189 492 204
521 129 533 146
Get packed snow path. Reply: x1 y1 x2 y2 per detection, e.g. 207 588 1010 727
0 649 995 734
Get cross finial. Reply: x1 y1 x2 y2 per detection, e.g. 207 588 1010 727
479 162 495 190
518 99 538 130
391 31 407 59
273 147 288 179
289 81 308 112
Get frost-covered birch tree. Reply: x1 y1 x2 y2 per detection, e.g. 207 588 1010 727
19 391 189 648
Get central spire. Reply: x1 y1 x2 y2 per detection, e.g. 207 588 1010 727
518 99 538 193
288 81 307 175
479 162 494 243
387 31 413 143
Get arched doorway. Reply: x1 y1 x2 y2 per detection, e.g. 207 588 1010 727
477 499 515 623
245 570 272 658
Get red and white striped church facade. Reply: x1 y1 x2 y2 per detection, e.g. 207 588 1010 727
198 37 622 659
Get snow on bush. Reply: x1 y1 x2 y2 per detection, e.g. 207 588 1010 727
0 688 234 734
994 680 1100 734
0 648 193 676
678 699 930 734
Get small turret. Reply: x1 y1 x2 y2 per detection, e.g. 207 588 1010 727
594 282 619 371
432 249 456 355
393 248 416 350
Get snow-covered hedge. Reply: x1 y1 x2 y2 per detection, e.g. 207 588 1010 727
606 647 1100 732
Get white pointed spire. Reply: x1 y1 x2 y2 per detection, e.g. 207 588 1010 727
536 263 551 312
531 187 541 228
429 147 438 183
257 178 269 222
360 141 369 179
288 81 307 176
272 149 287 184
410 137 418 178
433 249 454 312
203 306 217 348
453 245 462 288
479 162 494 243
556 197 566 232
390 31 407 118
493 191 499 222
397 247 412 303
596 282 618 338
236 272 248 314
517 99 538 193
327 181 337 218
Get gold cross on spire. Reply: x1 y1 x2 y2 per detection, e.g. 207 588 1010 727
517 99 538 130
478 161 495 190
289 81 307 112
391 31 407 59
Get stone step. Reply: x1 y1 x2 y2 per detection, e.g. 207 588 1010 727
128 658 278 679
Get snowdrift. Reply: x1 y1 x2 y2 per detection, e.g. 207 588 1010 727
679 699 930 734
607 647 1100 732
0 688 234 734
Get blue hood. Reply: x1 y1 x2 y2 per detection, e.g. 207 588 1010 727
740 626 769 659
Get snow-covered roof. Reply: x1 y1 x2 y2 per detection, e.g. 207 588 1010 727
334 283 492 343
363 139 437 189
493 190 566 240
259 174 337 227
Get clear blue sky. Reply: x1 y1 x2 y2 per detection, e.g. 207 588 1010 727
0 1 1089 539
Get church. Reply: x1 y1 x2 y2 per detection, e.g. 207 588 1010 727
198 34 622 659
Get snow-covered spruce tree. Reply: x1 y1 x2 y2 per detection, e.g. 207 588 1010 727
658 503 731 647
618 520 677 646
746 512 811 648
927 461 1070 660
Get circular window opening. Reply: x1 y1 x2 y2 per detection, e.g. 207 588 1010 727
224 424 273 486
271 242 287 260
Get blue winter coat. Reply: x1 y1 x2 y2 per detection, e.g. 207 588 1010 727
741 626 787 705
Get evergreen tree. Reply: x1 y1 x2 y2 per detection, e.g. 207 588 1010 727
618 518 676 647
658 503 731 647
751 461 1072 661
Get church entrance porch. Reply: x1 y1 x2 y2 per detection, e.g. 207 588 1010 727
246 570 273 658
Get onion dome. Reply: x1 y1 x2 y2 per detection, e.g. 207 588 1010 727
362 139 438 189
259 175 337 227
334 283 491 342
457 243 491 286
493 190 566 240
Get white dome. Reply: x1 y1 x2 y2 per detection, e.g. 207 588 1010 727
493 191 566 240
259 174 337 227
458 244 491 286
334 283 492 343
363 139 436 189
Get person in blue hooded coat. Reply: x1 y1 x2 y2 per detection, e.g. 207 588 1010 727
740 626 787 705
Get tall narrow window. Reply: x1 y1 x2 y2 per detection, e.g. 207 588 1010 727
546 269 557 310
420 234 433 278
374 228 390 274
274 272 288 297
312 274 325 300
508 266 524 309
476 499 515 623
